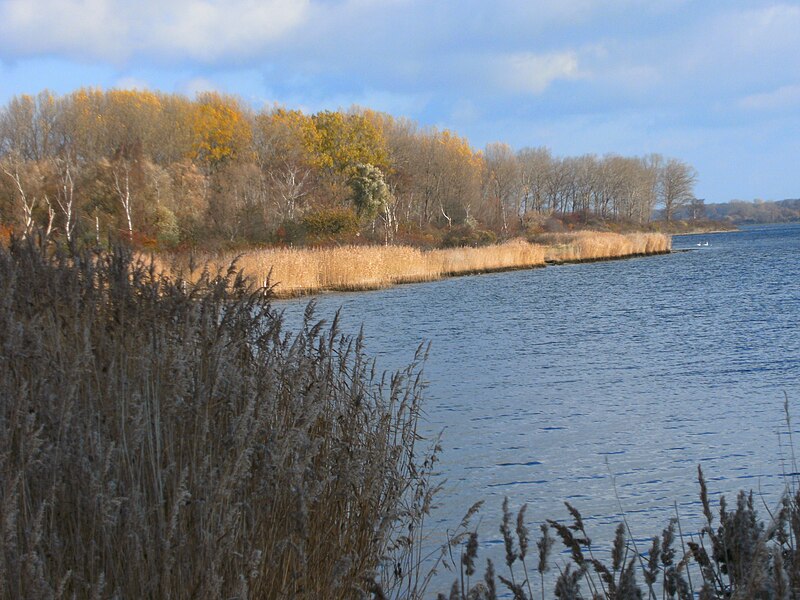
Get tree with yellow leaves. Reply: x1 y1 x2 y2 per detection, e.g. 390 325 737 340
191 92 252 170
307 110 390 178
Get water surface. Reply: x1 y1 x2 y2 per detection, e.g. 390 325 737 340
278 223 800 585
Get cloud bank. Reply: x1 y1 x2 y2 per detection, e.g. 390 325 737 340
0 0 310 63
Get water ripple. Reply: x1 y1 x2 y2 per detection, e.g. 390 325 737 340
277 223 800 589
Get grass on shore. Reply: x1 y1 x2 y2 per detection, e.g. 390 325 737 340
0 239 439 600
160 231 670 297
533 230 671 264
439 461 800 600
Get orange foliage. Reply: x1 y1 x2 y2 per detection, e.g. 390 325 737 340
0 224 13 248
192 92 252 167
437 129 482 168
255 108 315 164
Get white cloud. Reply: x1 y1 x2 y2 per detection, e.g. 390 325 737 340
0 0 127 60
115 76 150 90
681 3 800 76
739 84 800 111
0 0 310 64
147 0 310 62
493 51 580 95
180 77 219 97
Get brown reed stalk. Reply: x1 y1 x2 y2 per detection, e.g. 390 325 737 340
0 237 439 599
443 445 800 600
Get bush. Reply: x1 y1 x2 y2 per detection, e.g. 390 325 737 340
274 208 361 245
153 205 180 246
302 207 360 240
440 225 497 248
0 239 437 599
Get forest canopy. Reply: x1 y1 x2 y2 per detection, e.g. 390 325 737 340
0 89 701 249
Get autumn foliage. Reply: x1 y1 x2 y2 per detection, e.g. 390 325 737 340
0 88 697 251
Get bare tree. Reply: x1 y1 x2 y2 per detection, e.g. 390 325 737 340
517 147 552 215
484 142 520 232
659 158 697 221
43 194 56 239
111 158 135 242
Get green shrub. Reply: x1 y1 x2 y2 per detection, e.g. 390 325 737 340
440 225 497 248
302 207 360 239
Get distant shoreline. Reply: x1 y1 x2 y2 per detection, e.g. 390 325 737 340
673 228 738 236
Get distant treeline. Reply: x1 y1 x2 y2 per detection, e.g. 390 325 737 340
674 198 800 224
0 89 699 249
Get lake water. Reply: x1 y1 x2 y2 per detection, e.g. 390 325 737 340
277 223 800 590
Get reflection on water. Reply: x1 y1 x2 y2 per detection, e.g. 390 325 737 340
277 223 800 589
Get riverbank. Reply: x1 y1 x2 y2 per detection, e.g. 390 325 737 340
159 231 670 297
647 219 738 235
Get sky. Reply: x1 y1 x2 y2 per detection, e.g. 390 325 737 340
1 0 799 202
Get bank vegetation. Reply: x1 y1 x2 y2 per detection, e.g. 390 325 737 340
158 231 670 297
0 239 441 599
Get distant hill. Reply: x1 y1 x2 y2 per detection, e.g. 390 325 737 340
675 199 800 224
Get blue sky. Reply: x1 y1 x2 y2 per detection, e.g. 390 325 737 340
1 0 799 202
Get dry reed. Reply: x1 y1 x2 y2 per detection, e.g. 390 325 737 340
441 461 800 599
0 239 440 599
535 231 671 264
5 235 794 600
160 232 669 298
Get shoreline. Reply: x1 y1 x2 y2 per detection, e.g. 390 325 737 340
671 228 738 236
271 248 673 298
157 231 671 299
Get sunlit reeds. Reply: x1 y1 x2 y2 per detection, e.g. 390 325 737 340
161 232 670 297
534 231 672 263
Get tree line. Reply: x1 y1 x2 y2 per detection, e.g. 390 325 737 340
681 198 800 224
0 89 699 249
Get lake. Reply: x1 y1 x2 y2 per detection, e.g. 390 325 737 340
277 223 800 590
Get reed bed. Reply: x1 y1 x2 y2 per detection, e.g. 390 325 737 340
0 239 439 600
537 231 671 264
163 232 668 297
159 240 546 297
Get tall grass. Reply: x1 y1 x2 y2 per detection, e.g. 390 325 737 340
438 418 800 600
159 240 546 297
0 239 440 599
161 232 669 297
533 231 671 264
